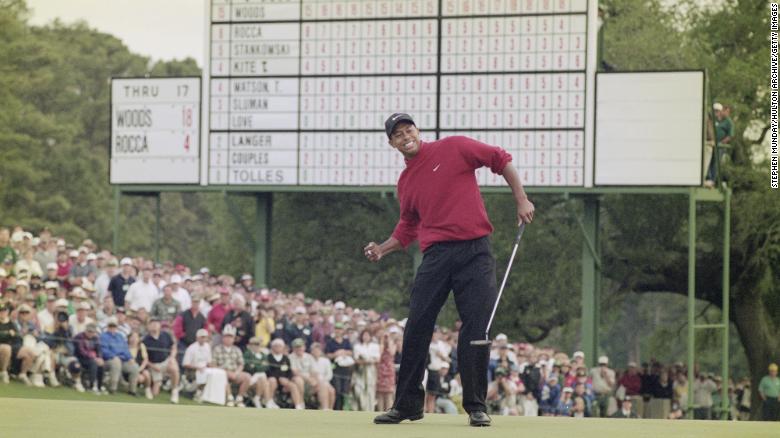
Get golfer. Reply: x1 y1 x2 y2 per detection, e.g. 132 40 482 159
366 113 534 427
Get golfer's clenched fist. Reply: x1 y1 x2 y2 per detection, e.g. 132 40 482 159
364 242 382 262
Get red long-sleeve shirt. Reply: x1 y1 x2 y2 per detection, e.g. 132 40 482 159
391 136 512 252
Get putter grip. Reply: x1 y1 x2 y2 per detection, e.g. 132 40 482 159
515 223 526 244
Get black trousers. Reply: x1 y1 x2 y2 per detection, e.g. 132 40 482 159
763 397 780 421
393 237 497 414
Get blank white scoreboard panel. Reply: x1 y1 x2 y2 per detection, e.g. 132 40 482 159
594 71 704 186
111 77 200 184
208 0 592 187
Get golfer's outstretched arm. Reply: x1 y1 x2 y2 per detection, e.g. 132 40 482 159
502 162 535 224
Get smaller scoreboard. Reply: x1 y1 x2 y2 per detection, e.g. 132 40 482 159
110 77 201 184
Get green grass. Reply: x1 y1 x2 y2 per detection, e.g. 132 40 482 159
0 383 777 438
0 380 197 405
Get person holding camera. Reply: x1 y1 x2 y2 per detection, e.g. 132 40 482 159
589 356 616 417
0 302 21 384
43 305 84 392
487 367 519 415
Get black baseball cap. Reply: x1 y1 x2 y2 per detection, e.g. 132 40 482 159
384 113 415 138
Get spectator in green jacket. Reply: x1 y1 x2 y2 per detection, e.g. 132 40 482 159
244 336 271 409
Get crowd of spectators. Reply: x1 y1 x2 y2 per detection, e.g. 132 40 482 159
0 225 777 421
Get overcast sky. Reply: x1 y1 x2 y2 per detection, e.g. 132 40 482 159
27 0 207 66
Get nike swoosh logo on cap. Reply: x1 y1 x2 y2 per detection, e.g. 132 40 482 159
433 164 440 172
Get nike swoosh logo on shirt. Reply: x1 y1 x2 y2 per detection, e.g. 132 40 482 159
433 164 440 172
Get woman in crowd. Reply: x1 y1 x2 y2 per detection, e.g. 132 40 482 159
375 330 396 412
352 329 380 411
128 331 153 399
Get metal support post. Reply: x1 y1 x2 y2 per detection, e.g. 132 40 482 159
581 196 600 368
154 194 161 264
254 193 272 287
113 186 120 252
720 188 731 419
686 190 697 418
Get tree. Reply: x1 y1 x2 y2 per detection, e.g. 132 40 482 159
600 0 778 418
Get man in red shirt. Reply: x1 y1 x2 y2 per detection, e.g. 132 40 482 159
367 114 534 427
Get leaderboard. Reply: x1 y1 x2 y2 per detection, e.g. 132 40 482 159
208 0 590 187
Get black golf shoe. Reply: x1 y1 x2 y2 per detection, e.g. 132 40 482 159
468 411 492 427
373 408 424 424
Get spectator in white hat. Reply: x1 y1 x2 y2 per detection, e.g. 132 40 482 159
37 295 58 334
68 247 97 287
183 328 228 405
214 325 251 407
34 238 57 274
15 248 43 282
243 336 272 408
589 355 616 417
266 338 304 409
44 262 58 282
290 337 329 410
94 258 117 304
108 258 135 308
124 265 160 313
310 342 336 409
330 301 346 325
69 301 94 336
169 274 191 310
283 305 312 348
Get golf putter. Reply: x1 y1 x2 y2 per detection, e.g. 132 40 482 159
470 223 526 347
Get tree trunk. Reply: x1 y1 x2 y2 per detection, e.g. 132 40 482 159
731 286 780 420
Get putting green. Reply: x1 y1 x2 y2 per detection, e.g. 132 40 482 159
0 395 776 438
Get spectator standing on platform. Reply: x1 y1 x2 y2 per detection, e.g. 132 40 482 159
759 363 780 421
705 103 735 186
108 258 135 308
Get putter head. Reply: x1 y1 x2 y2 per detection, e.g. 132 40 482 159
470 339 492 347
